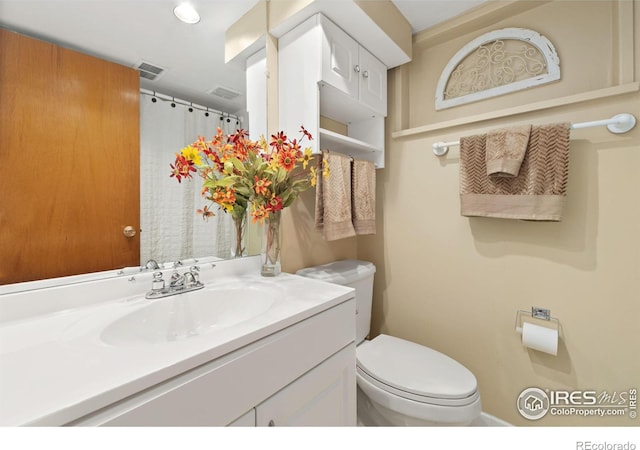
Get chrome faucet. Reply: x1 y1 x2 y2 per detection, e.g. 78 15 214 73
142 259 161 270
145 266 204 299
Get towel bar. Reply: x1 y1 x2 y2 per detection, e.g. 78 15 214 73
432 113 637 156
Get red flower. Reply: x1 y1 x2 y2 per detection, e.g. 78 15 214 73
270 131 288 150
300 125 313 141
170 154 196 183
266 194 283 212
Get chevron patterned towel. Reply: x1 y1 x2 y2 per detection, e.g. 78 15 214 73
352 159 376 235
315 150 357 240
459 123 570 221
485 124 531 177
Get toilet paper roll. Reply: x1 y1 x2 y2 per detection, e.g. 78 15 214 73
522 322 558 356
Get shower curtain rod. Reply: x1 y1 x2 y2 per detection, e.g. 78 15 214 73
432 113 637 156
140 89 240 121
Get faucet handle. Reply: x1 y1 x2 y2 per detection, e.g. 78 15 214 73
170 271 182 282
151 271 165 292
189 266 200 284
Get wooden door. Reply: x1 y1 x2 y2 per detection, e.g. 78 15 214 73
0 29 140 284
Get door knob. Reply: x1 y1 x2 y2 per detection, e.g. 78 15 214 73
123 226 136 238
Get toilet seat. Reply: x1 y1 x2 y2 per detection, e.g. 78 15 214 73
356 334 480 407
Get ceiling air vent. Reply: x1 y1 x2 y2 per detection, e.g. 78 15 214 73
208 86 240 100
136 61 165 81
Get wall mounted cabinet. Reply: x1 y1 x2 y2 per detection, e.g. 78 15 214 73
279 14 388 168
320 17 387 116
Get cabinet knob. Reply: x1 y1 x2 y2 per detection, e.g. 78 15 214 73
268 419 275 426
123 226 136 238
362 70 369 78
354 65 360 73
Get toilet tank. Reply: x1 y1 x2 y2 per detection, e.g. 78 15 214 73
296 260 376 344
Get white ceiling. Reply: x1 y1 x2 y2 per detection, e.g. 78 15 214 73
0 0 485 114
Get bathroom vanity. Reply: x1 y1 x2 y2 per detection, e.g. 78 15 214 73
0 257 356 426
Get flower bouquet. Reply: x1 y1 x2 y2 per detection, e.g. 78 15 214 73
171 126 328 274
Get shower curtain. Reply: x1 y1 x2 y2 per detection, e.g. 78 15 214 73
140 92 241 264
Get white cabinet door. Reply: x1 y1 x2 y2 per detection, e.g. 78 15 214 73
321 17 359 100
358 46 387 116
256 344 356 427
321 16 387 116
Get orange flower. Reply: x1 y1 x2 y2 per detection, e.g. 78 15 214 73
210 186 236 211
251 203 270 225
196 204 215 221
223 186 236 204
289 139 302 159
277 148 297 171
254 175 272 196
211 127 225 147
191 136 207 152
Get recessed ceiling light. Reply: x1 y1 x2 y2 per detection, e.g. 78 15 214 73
173 3 200 24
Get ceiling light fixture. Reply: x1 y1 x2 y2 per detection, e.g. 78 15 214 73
173 3 200 24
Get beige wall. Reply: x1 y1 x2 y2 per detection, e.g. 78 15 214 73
225 0 267 63
283 0 639 426
359 0 640 426
281 0 638 426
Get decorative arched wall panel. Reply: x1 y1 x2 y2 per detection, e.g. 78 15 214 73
435 28 560 110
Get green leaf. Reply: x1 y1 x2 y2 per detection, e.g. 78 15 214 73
231 157 246 172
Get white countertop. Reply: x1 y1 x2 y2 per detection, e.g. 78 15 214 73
0 264 354 426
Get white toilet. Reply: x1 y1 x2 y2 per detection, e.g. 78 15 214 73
296 259 482 426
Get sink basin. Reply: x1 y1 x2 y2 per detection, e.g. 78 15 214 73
102 284 277 345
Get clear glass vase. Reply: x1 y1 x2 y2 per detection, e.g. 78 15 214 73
230 212 246 258
261 210 281 276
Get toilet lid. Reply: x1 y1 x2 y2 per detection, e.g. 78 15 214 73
356 334 478 400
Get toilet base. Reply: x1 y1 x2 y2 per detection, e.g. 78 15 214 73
357 386 477 427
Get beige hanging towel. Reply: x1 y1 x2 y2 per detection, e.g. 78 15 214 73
485 124 531 177
352 158 376 235
460 122 570 221
315 150 356 240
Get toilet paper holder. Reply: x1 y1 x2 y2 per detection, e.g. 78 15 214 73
515 307 559 334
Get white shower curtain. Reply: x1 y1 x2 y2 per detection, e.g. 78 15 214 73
140 92 241 264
